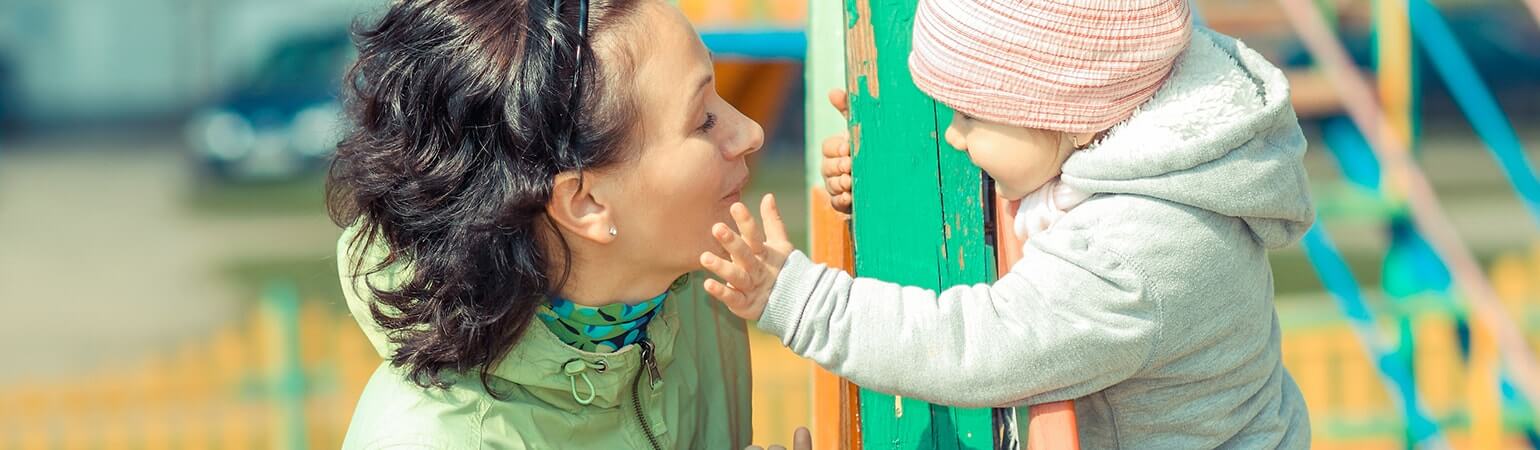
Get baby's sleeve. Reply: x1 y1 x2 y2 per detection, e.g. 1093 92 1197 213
758 236 1159 407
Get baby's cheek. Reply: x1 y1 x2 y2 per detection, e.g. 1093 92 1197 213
973 152 1018 182
966 148 1000 171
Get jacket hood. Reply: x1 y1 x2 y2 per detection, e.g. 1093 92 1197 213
1061 28 1315 249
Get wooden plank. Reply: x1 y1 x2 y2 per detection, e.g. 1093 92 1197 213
933 101 998 450
842 0 995 447
1374 0 1418 147
806 0 859 447
810 189 860 450
993 196 1081 449
933 108 997 294
806 0 848 189
1373 3 1426 446
1467 317 1501 449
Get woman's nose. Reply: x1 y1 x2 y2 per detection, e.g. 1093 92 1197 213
724 108 765 159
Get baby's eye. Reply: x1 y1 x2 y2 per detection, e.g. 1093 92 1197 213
697 112 718 133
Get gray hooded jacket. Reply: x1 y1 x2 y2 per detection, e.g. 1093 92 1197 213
759 28 1314 449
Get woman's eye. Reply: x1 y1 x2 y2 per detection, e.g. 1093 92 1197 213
698 112 718 132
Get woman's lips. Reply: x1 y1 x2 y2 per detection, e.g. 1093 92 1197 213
722 176 749 203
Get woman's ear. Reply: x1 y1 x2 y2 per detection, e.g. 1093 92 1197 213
545 172 617 244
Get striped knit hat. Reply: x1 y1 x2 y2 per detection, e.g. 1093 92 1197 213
910 0 1193 133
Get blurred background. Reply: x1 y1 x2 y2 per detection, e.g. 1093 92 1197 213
1 0 1539 448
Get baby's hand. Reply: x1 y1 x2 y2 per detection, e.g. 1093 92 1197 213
821 89 853 214
699 194 794 321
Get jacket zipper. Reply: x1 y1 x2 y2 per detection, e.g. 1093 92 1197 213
632 339 663 450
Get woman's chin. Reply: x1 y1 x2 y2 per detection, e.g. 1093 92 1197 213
711 205 736 228
673 227 726 260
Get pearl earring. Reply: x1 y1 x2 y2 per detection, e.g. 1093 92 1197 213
609 226 618 237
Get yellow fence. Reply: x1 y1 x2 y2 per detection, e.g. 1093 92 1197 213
0 290 814 449
0 294 375 449
1282 242 1540 449
7 241 1540 449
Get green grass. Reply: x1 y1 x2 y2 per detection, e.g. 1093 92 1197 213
1270 249 1384 297
1270 243 1507 299
201 151 1516 308
184 174 330 217
223 256 349 311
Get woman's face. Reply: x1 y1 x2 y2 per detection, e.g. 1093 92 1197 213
592 0 764 275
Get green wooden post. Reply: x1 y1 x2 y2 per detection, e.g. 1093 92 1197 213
807 0 848 191
266 280 308 450
806 2 860 448
843 0 998 448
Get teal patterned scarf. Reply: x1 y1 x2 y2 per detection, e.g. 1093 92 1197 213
537 292 666 353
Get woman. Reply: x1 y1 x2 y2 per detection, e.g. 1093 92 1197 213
326 0 763 447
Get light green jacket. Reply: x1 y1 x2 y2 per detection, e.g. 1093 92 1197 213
336 226 754 449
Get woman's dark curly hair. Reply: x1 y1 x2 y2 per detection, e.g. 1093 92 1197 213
326 0 642 392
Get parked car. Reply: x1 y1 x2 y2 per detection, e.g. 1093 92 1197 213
0 49 14 129
186 31 352 181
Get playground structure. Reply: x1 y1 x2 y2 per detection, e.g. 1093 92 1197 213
1280 245 1539 449
6 0 1540 448
1278 0 1540 447
802 0 1540 448
6 248 1540 449
0 284 371 449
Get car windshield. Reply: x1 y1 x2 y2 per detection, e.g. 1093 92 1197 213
248 35 351 93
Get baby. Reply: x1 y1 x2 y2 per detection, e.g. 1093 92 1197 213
702 0 1314 447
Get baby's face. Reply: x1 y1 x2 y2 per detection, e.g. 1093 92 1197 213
943 111 1073 200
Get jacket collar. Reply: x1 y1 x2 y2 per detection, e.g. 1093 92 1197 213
340 225 683 411
484 290 681 411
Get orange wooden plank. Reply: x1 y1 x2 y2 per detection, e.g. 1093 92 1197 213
715 61 797 141
993 196 1024 267
809 187 859 450
994 195 1081 449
